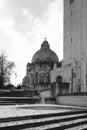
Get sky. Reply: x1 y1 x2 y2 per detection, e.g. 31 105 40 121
0 0 63 85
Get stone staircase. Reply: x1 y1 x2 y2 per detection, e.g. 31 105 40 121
0 110 87 130
0 97 40 105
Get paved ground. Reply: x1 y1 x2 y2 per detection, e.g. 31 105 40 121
0 104 87 129
0 104 86 119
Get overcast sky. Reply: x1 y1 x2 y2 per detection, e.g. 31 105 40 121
0 0 63 85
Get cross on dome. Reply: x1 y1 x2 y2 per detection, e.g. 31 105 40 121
44 37 46 41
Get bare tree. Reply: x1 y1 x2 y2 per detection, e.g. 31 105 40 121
0 52 15 88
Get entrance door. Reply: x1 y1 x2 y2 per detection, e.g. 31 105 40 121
56 76 62 94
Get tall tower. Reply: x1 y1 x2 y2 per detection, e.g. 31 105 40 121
64 0 87 92
64 0 82 64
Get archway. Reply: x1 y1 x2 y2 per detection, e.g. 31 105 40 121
56 76 62 94
56 76 62 83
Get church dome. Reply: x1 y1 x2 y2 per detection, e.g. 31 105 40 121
32 39 59 63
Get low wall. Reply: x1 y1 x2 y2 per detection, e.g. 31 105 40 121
56 95 87 107
40 90 51 98
0 97 40 104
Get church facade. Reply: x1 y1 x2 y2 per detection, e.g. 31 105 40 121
22 39 62 99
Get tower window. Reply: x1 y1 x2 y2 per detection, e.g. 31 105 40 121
71 11 73 16
71 37 72 43
70 0 75 4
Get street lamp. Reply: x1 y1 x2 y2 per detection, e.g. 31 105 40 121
15 73 17 87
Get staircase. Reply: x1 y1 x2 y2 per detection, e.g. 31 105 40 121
0 97 40 105
0 109 87 130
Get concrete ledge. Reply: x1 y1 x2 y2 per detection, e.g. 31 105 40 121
40 90 51 98
56 95 87 107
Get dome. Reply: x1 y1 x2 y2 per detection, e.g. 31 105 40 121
32 39 59 63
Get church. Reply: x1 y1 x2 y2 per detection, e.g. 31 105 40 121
22 39 62 99
22 39 70 100
22 0 87 106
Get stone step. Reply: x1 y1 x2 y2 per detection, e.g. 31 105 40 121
0 110 87 129
27 119 87 130
0 113 86 127
65 124 87 130
0 97 40 104
0 109 86 123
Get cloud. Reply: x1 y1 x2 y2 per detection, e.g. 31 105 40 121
22 8 29 16
0 0 63 84
0 0 5 11
27 0 63 59
0 0 54 34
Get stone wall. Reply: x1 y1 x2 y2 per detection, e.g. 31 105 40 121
40 90 52 98
56 95 87 107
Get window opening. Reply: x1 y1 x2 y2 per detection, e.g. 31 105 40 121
70 0 75 4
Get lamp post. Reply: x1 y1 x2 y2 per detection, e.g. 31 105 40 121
15 73 17 87
71 38 73 93
71 68 73 93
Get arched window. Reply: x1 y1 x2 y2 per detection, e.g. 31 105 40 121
56 76 62 83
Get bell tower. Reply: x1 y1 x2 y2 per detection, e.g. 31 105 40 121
64 0 87 92
64 0 82 65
